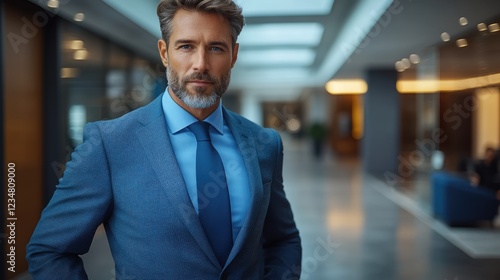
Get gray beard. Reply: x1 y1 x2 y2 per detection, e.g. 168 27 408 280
166 67 230 109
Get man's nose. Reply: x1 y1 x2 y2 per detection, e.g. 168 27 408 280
192 49 209 72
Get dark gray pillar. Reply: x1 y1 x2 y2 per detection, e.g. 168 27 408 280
362 69 400 175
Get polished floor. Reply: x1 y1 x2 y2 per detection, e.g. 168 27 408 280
20 137 500 280
282 138 500 280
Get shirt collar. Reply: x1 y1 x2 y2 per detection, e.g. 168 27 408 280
161 88 224 135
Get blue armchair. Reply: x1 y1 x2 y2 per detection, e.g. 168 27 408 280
431 171 499 226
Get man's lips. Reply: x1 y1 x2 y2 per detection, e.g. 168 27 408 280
187 80 213 85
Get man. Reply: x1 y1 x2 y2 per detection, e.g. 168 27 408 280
27 0 302 279
470 146 500 200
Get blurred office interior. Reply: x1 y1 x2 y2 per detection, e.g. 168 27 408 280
2 0 500 279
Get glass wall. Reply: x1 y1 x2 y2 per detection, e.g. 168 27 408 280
60 20 164 148
398 15 500 210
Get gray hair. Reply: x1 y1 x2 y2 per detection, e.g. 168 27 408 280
157 0 245 47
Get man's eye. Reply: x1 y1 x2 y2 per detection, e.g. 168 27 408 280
210 47 224 52
179 45 192 50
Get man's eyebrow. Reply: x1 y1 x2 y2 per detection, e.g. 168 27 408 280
173 39 230 48
210 41 230 48
173 39 195 45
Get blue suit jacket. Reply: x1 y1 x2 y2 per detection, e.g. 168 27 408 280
27 94 301 279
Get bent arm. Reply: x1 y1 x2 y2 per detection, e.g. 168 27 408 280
262 133 302 279
27 123 113 279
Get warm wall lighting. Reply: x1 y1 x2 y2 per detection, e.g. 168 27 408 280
325 79 367 95
61 68 79 78
68 40 84 50
456 38 468 48
47 0 59 9
459 17 468 26
397 72 500 93
74 49 88 60
477 23 488 32
352 96 363 140
489 23 500 33
441 32 450 42
74 13 85 22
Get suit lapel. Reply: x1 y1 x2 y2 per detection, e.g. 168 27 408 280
223 109 264 265
135 96 221 268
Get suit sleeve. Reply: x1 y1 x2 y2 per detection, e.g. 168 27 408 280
26 123 113 280
262 131 302 280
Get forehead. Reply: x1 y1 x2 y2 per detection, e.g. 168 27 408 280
170 9 232 42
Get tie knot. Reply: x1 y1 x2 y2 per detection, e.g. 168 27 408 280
189 121 211 142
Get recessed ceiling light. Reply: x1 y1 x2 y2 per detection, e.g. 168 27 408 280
395 61 405 72
401 58 411 69
47 0 59 9
477 23 488 32
459 17 468 26
409 54 420 64
489 23 500 33
74 13 85 22
456 38 468 48
441 32 450 42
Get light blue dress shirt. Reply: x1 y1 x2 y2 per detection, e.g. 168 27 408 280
162 90 251 241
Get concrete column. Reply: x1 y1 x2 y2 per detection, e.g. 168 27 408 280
362 69 400 175
240 91 263 126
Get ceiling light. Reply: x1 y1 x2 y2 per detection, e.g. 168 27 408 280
477 23 488 32
409 54 420 64
395 61 405 72
397 73 500 93
238 23 324 47
456 38 468 48
459 17 468 26
441 32 450 42
238 49 315 66
401 58 411 69
325 79 367 95
74 49 88 60
235 0 335 16
47 0 59 9
489 23 500 33
74 13 85 22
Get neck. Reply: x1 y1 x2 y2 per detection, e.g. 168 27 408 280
168 88 219 121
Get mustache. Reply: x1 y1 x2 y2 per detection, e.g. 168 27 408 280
183 72 216 83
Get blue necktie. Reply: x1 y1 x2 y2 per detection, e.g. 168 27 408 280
189 121 233 266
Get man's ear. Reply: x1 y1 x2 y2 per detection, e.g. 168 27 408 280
158 39 168 67
231 43 239 68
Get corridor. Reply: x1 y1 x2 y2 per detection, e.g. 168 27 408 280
71 136 500 280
